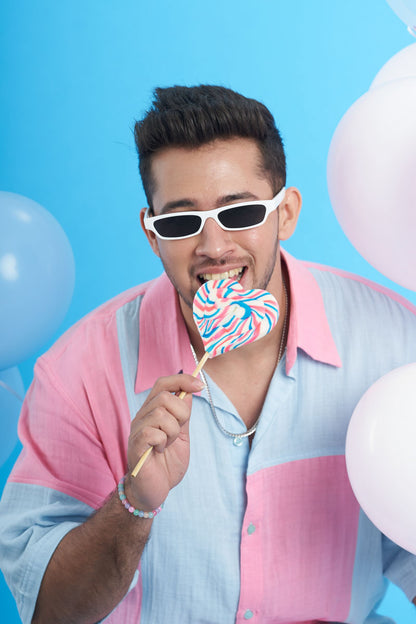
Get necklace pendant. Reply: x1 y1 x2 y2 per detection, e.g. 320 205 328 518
233 436 245 447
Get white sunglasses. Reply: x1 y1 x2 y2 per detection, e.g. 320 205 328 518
144 187 286 240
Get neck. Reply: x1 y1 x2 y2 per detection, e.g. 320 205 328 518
189 268 290 432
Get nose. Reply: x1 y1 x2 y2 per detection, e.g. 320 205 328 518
194 216 236 259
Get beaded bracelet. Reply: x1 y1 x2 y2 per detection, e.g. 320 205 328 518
118 476 163 519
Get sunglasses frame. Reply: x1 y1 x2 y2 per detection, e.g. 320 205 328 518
144 187 286 240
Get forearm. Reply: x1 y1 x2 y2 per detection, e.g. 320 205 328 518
32 374 199 624
32 485 152 624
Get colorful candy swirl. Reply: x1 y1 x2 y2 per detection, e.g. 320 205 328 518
193 279 280 358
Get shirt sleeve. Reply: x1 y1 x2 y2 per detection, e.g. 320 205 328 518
0 347 131 623
9 355 123 507
0 482 94 623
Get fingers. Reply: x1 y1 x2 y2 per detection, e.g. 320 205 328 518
129 374 204 458
134 401 185 453
145 374 205 404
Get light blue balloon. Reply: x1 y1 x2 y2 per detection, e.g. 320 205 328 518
0 192 75 369
386 0 416 34
0 367 25 465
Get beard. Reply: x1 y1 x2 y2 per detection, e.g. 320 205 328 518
160 235 281 312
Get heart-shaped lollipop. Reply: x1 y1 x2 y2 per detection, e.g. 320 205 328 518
193 278 280 357
132 278 279 477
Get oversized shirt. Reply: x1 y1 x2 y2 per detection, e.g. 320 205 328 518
1 249 416 624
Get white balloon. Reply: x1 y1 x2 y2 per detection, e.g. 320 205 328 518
346 364 416 554
371 43 416 88
327 77 416 291
385 0 416 35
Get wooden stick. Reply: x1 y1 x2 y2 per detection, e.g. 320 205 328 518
131 446 153 477
131 352 209 477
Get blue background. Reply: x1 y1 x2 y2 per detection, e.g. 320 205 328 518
1 1 416 621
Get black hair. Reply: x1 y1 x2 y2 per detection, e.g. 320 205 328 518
134 85 286 208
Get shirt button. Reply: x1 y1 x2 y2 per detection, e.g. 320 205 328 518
244 610 254 619
247 523 256 535
233 437 244 447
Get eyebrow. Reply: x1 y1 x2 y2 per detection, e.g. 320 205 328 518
159 192 258 215
159 199 195 215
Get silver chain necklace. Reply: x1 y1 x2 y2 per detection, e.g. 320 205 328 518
190 278 288 443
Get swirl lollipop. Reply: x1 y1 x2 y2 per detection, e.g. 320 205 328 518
132 279 279 476
193 278 279 360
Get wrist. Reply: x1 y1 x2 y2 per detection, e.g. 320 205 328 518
123 473 156 511
119 475 164 519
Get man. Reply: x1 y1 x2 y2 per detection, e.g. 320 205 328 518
1 85 416 624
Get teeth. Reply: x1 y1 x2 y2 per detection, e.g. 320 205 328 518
199 268 243 281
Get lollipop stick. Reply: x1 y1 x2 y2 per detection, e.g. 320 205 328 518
131 352 209 477
178 352 209 399
131 446 153 477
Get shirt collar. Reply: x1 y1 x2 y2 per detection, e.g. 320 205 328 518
135 249 341 392
282 248 342 373
135 273 196 393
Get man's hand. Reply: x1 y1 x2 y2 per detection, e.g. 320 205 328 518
126 374 204 511
32 373 204 624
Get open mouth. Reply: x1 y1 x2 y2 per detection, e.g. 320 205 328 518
197 267 245 285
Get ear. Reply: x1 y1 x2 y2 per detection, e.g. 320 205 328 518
140 207 161 257
278 187 302 241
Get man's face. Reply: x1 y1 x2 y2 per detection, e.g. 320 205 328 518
141 137 292 322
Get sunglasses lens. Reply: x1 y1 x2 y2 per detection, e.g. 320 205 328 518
152 202 268 238
154 214 202 238
219 204 266 229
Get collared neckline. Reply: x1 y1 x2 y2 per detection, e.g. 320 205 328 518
135 272 195 394
282 249 342 373
135 249 341 393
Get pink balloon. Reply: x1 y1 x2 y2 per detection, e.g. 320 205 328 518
346 364 416 554
327 77 416 291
